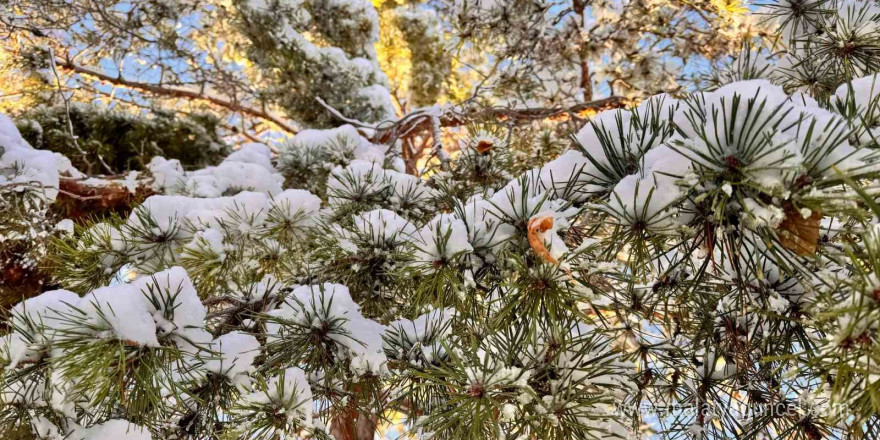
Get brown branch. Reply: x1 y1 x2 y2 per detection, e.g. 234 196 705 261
572 0 593 101
470 96 633 122
54 57 300 135
370 96 632 145
56 175 154 218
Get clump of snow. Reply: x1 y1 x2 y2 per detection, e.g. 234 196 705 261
71 419 153 440
185 160 281 198
640 144 692 186
324 159 435 220
673 80 798 191
385 170 437 216
412 213 473 267
55 219 75 235
384 308 455 366
539 149 599 202
18 267 209 348
185 228 227 260
564 94 678 196
741 198 785 228
326 159 390 206
78 284 160 347
606 173 682 233
203 331 260 382
129 191 268 247
30 416 65 440
267 283 388 376
836 73 880 114
487 174 551 223
358 84 396 121
835 73 880 144
353 209 417 246
600 143 691 234
245 367 313 426
0 333 32 369
223 143 275 170
113 181 322 275
10 289 79 334
463 350 530 390
277 124 388 196
149 143 283 198
132 266 206 337
458 195 515 270
3 290 79 366
147 156 186 193
792 106 874 177
0 113 64 201
298 125 385 162
266 189 323 230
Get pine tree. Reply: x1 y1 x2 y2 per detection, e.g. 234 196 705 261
2 1 880 440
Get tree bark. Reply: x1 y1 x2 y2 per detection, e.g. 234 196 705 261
572 0 593 101
330 404 378 440
328 382 379 440
56 175 153 218
580 56 593 102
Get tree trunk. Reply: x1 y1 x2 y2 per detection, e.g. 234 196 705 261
572 0 593 102
330 409 378 440
580 56 593 102
329 383 379 440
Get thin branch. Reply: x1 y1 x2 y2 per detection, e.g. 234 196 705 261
202 295 249 307
54 56 300 135
420 114 449 175
48 47 114 174
370 96 632 144
315 97 376 129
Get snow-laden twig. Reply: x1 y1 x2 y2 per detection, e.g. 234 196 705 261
315 96 377 130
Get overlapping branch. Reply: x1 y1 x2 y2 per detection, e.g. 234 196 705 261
373 96 631 143
318 95 632 145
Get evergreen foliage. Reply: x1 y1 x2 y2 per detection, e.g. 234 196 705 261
1 1 880 440
15 106 230 175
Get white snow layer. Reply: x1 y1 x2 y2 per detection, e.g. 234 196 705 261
0 112 75 201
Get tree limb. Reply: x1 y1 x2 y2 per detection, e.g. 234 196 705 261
56 174 153 218
54 56 300 135
369 96 632 144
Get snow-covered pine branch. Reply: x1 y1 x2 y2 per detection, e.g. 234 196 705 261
2 1 880 439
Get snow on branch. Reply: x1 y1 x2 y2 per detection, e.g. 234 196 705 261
368 96 632 144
